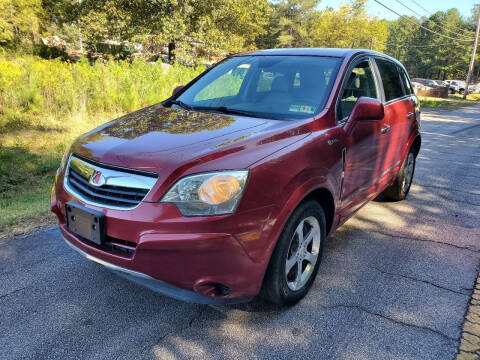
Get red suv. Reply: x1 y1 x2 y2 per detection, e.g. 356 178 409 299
51 49 421 305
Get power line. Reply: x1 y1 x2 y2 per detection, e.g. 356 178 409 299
383 43 448 48
372 0 474 42
394 0 424 18
407 0 474 35
394 0 473 40
408 0 431 15
380 39 468 48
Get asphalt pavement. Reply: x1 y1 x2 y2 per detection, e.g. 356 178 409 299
1 104 479 360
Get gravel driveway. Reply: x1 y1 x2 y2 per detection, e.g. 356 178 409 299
1 105 479 360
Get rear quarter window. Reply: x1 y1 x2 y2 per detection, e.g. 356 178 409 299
376 59 405 102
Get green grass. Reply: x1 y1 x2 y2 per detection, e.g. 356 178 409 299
0 56 204 237
419 93 480 110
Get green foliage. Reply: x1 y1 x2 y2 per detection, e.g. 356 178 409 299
49 0 271 57
0 0 42 44
385 9 475 79
310 0 388 52
256 0 388 51
272 0 320 48
0 56 204 133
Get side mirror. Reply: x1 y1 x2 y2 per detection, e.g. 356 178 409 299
344 97 384 134
172 85 185 96
351 97 384 121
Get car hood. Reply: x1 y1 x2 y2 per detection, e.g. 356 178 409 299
70 103 312 189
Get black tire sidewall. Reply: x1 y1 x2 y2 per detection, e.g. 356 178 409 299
262 200 326 305
383 149 416 201
401 152 416 198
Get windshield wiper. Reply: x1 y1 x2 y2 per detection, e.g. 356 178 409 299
192 106 264 119
169 99 192 110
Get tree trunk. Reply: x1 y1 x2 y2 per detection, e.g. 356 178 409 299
168 41 176 63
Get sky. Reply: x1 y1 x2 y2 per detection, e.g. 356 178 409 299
319 0 477 20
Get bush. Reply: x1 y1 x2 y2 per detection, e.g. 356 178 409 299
0 56 205 133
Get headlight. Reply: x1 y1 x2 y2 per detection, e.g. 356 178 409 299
160 170 249 216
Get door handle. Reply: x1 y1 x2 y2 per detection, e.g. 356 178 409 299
381 125 390 134
407 112 414 119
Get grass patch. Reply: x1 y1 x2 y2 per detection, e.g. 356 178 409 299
0 56 204 237
419 94 480 110
0 180 55 239
0 114 114 237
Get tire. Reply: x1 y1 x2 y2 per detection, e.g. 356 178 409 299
383 150 416 201
260 200 326 306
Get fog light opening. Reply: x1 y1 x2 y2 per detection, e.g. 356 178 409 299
194 281 231 297
217 284 230 296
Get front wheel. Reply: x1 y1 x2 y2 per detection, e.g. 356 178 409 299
260 200 326 306
383 150 416 201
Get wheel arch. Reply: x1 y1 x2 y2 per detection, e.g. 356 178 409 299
302 187 336 236
411 135 422 157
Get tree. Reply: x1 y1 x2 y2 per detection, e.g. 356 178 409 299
75 0 270 59
385 17 416 63
310 0 388 52
384 8 474 79
265 0 320 48
0 0 43 44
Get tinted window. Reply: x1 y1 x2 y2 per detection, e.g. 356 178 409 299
398 67 413 95
338 60 379 122
175 56 342 120
376 59 405 101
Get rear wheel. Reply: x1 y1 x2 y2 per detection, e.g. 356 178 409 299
383 150 416 201
261 200 326 306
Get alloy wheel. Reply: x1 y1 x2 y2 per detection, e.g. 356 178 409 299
285 216 321 291
402 153 415 193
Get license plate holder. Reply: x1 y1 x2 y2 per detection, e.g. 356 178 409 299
66 201 105 245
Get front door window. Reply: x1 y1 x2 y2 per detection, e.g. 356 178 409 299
338 60 379 122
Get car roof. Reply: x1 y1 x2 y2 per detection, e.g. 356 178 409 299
231 48 407 71
234 48 381 59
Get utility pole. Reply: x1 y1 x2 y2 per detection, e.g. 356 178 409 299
464 6 480 99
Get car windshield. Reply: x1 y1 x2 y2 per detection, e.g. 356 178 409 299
171 55 342 120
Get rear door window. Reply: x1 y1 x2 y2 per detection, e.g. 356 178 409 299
376 59 405 102
398 67 413 95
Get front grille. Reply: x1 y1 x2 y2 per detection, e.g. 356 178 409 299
65 155 158 209
68 167 149 206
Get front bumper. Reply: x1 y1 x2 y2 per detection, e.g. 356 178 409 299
51 178 276 302
62 234 250 304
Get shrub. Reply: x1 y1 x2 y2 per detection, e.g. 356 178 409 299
0 56 204 133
